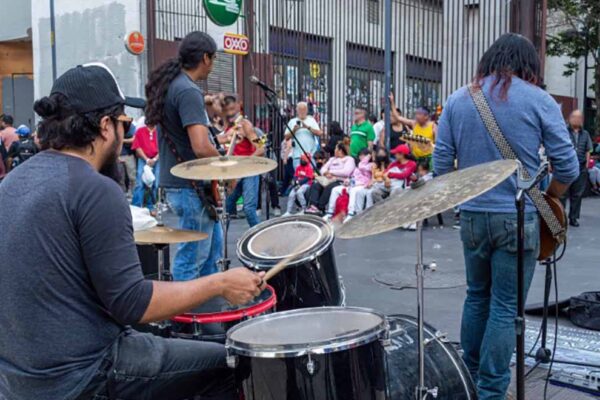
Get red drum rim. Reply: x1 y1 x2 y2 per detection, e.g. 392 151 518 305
171 285 276 324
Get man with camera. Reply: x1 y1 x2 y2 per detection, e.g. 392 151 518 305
285 101 322 169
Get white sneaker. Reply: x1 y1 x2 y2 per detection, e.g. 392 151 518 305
298 210 305 215
282 212 292 217
323 214 332 222
256 209 262 217
343 215 354 224
272 207 282 217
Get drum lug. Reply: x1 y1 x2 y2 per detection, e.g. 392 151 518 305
226 354 238 369
306 353 316 376
424 331 448 346
380 322 392 347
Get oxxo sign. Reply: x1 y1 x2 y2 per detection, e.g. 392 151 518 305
203 0 242 26
223 33 249 55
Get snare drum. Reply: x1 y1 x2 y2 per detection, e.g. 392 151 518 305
237 215 344 311
226 307 390 400
170 285 276 343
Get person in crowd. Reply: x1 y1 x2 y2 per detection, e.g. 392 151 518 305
588 158 600 195
131 123 159 210
380 107 410 149
147 32 224 279
8 125 38 169
349 107 376 158
325 148 374 223
222 95 264 227
415 160 433 182
323 121 346 157
389 93 436 165
372 110 385 147
283 153 314 216
313 149 328 170
366 148 391 206
0 114 18 153
371 144 416 203
0 62 265 400
561 109 593 227
434 33 578 399
285 101 322 168
120 119 137 197
280 137 295 195
305 142 355 214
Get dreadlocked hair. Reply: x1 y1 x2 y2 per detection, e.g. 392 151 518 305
473 33 540 101
145 31 217 127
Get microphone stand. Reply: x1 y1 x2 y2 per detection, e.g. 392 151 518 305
515 160 549 400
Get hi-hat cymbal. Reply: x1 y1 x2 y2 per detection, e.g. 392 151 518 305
171 156 278 181
337 160 518 239
134 225 208 245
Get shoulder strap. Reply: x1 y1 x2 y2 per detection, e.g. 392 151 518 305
467 84 565 241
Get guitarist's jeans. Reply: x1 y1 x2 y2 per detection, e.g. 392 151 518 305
225 176 260 227
165 188 223 280
459 211 539 400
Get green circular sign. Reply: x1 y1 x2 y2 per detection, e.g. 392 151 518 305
203 0 242 27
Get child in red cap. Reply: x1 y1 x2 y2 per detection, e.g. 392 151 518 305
371 144 416 203
283 153 314 216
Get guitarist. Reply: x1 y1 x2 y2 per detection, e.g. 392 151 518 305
221 95 264 227
434 33 579 400
145 32 224 280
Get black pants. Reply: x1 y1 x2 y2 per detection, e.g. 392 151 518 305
561 168 587 221
76 329 235 400
308 181 342 210
257 172 280 209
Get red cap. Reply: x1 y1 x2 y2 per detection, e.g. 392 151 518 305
390 144 410 155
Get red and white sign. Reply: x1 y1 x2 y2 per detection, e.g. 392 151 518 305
125 31 145 55
223 33 249 55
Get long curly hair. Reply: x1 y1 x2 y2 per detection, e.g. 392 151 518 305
473 33 540 100
34 93 123 151
145 31 217 127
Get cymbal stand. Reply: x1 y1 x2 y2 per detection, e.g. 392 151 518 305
218 181 232 271
414 220 438 400
154 188 171 281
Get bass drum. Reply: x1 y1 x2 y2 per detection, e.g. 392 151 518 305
386 314 476 399
237 215 344 311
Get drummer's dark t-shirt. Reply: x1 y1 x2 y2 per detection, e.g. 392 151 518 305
158 72 210 189
0 151 153 400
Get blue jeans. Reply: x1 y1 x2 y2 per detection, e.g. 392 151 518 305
459 211 539 400
225 176 260 227
132 159 159 209
165 188 223 280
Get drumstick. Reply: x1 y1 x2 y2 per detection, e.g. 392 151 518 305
262 225 328 282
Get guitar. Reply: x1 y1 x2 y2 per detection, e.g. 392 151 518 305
400 132 434 154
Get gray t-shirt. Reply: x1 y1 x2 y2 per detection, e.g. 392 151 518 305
0 151 153 400
158 72 210 188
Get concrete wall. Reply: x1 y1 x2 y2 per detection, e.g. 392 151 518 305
0 0 32 41
31 0 147 117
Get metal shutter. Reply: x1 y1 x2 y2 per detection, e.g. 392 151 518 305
208 51 235 94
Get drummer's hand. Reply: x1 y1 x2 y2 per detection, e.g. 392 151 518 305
219 268 265 305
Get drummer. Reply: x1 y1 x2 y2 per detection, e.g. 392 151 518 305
0 63 264 399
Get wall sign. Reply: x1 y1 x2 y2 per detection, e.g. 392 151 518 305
223 33 249 55
203 0 242 27
125 31 145 55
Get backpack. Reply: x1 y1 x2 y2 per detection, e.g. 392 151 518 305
11 139 38 168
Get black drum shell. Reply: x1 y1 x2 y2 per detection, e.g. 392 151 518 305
233 336 388 400
386 314 476 400
237 216 343 311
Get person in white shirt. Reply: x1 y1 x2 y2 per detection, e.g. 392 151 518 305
285 102 322 168
372 110 385 146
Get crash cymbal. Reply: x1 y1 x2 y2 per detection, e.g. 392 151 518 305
134 225 208 245
337 160 518 239
171 156 278 181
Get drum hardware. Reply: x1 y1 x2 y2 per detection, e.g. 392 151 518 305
423 331 448 346
305 353 316 375
226 354 238 369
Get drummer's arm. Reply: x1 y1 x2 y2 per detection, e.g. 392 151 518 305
187 124 220 158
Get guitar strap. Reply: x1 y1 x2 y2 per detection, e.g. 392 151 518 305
467 84 565 242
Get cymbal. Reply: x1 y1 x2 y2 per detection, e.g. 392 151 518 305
171 156 278 181
134 225 208 245
337 160 518 239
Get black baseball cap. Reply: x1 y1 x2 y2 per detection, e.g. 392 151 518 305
50 62 145 113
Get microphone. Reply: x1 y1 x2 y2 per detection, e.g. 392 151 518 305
250 75 277 95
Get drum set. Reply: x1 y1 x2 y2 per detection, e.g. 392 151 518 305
134 153 519 399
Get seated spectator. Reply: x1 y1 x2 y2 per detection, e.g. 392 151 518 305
325 148 373 223
305 143 355 214
313 149 328 170
414 160 433 182
589 158 600 195
371 144 416 203
283 153 314 216
323 121 345 157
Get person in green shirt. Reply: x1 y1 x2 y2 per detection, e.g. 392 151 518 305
349 107 375 157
